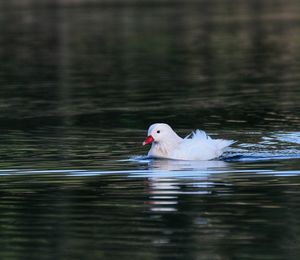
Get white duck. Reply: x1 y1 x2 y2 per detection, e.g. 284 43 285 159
142 123 235 160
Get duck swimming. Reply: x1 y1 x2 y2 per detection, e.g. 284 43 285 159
143 123 235 160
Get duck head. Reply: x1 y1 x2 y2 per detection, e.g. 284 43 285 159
142 123 181 146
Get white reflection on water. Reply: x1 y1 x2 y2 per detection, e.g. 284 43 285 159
148 159 228 171
126 154 300 213
273 132 300 144
134 159 230 212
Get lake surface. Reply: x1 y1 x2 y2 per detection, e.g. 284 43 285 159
0 1 300 259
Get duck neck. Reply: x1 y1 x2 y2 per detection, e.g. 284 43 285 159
152 134 182 157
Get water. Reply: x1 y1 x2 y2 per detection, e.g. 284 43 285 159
0 1 300 259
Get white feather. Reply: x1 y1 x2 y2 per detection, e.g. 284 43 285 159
145 123 235 161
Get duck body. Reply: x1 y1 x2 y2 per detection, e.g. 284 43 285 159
143 123 235 161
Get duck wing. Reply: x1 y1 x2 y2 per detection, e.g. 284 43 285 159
175 130 235 160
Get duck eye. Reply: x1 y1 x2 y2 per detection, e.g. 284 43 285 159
157 130 160 134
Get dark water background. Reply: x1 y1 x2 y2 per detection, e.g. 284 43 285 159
0 1 300 259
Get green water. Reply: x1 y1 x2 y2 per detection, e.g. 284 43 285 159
0 1 300 259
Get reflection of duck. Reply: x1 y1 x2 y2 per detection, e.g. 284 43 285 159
145 159 228 213
143 123 235 160
149 158 228 171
